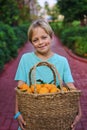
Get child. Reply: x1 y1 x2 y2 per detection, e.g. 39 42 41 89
14 19 81 130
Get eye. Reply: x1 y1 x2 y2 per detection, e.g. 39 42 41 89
42 36 47 39
32 39 38 43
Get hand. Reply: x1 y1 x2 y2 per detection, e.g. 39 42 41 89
71 114 81 130
17 114 26 130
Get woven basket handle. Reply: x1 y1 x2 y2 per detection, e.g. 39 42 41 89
29 61 63 93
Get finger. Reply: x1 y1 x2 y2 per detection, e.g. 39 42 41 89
17 114 26 130
18 115 26 126
19 120 26 130
21 118 26 126
72 128 75 130
71 123 75 127
71 117 77 128
71 123 76 130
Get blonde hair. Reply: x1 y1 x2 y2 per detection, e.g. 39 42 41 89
28 19 54 42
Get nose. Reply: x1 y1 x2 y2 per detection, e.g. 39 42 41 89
39 38 43 44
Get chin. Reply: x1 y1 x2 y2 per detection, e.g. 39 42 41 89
40 51 46 54
38 50 47 55
42 48 49 52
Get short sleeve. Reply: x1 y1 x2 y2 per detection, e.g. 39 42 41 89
63 59 74 83
14 55 27 82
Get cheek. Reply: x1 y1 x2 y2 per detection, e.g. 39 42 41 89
46 40 51 45
33 44 39 49
32 43 38 47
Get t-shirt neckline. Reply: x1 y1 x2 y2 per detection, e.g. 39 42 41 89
33 52 56 62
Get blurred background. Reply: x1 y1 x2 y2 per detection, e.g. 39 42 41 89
0 0 87 72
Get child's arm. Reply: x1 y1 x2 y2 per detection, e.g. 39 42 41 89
71 101 82 130
15 81 25 113
66 82 82 130
66 82 76 90
15 80 26 130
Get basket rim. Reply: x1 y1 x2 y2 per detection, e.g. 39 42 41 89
15 87 82 97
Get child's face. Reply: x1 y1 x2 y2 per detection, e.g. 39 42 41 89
31 27 52 55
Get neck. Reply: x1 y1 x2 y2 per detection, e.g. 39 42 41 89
35 51 54 60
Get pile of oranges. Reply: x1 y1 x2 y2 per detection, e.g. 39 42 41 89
17 83 69 94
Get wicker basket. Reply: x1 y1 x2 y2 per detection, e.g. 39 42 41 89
15 61 81 130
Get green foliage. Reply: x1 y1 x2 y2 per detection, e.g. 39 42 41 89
0 22 30 72
0 0 20 26
18 4 31 24
58 0 87 23
72 21 80 27
60 26 87 44
13 23 30 47
57 23 87 58
50 21 64 36
0 49 5 71
49 21 87 58
0 22 18 72
0 23 18 58
74 37 87 57
0 40 11 63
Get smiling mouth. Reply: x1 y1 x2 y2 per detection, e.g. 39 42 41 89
39 46 47 50
39 44 47 48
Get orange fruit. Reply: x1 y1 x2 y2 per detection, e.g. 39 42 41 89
39 87 49 94
36 84 43 93
50 87 58 93
18 83 29 91
62 86 68 92
27 88 32 93
30 84 43 93
44 84 56 91
30 85 34 93
57 88 61 92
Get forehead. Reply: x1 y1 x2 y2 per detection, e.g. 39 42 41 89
32 27 48 36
